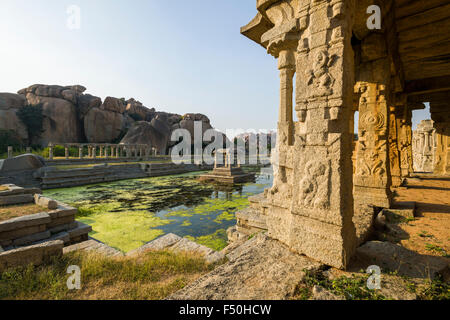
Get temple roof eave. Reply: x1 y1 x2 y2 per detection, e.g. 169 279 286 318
240 12 273 49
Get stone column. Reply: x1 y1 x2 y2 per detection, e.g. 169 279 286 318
99 146 103 158
353 73 392 209
389 107 402 187
398 105 413 177
26 147 32 154
65 146 69 160
92 146 97 159
7 146 13 159
263 0 357 269
431 99 450 175
48 143 54 160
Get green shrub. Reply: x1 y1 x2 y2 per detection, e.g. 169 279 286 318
0 130 22 154
16 104 44 145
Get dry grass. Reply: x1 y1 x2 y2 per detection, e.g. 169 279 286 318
0 250 215 300
0 204 46 222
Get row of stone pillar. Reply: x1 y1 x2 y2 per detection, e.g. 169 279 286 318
46 143 158 160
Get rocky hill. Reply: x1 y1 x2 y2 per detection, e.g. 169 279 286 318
0 84 217 155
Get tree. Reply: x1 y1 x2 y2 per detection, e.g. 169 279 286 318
16 104 44 145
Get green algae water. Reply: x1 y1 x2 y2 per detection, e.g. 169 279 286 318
44 167 273 253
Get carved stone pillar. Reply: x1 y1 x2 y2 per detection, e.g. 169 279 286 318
398 105 413 177
65 146 69 160
431 100 450 175
79 146 83 159
7 146 13 159
262 0 357 269
92 146 97 159
389 107 402 187
412 120 435 172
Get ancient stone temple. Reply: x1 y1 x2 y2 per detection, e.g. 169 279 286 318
412 120 436 173
240 0 450 269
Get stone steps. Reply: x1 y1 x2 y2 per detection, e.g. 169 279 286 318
63 239 123 257
126 233 225 264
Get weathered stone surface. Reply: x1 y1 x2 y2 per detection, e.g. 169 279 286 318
168 234 322 300
67 222 92 238
63 239 123 257
34 194 58 210
0 93 27 140
0 154 45 173
0 212 51 233
0 194 34 206
311 285 345 300
84 107 126 143
412 120 436 173
0 240 64 272
120 120 171 155
356 241 450 280
13 230 51 247
127 233 225 264
26 93 81 146
102 97 126 114
127 233 182 255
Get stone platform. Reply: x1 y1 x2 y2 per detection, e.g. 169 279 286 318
0 184 92 271
199 166 255 184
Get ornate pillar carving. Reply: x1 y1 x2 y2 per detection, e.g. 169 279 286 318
389 106 402 187
262 0 357 269
397 105 413 177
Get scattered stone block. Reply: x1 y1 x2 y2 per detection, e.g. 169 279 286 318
34 194 58 210
0 194 34 206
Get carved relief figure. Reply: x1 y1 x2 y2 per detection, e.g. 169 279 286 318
297 160 330 209
306 50 337 98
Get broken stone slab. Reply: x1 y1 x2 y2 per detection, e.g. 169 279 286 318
311 286 345 300
355 241 450 280
13 230 51 247
0 240 63 272
34 194 58 210
0 212 51 233
167 233 323 300
0 194 34 206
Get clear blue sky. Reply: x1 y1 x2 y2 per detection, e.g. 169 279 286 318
0 0 429 133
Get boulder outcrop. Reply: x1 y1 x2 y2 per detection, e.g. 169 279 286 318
1 84 217 153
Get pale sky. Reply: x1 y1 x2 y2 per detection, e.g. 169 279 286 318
0 0 429 133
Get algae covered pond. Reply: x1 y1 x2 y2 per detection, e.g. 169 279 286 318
44 167 272 253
